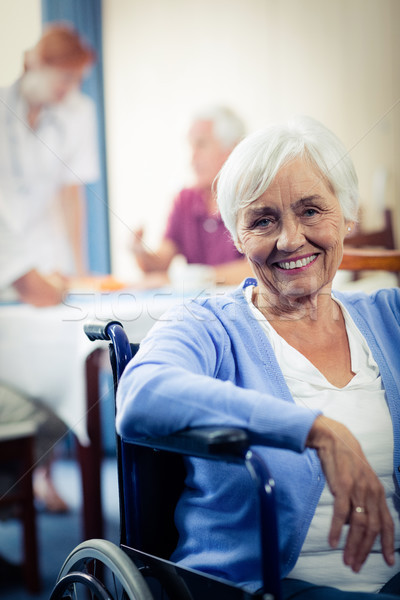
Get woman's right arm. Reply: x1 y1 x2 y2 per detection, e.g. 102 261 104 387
116 304 319 453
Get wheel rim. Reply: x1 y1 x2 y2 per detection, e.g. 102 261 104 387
50 539 153 600
50 571 112 599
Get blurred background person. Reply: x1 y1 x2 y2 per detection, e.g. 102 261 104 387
131 105 252 287
0 22 99 306
0 23 99 510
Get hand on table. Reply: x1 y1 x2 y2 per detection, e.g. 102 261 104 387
13 269 68 307
307 415 395 573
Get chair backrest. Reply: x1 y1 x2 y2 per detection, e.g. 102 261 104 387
109 343 186 559
339 248 400 272
345 208 396 250
342 210 398 282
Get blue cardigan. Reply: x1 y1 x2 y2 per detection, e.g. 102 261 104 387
116 281 400 591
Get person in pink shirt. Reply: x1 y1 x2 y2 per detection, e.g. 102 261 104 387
132 106 252 286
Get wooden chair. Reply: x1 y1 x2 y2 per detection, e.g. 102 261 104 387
340 248 400 273
343 208 398 282
0 422 41 593
345 208 396 250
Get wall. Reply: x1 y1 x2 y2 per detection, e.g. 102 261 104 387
0 1 41 85
1 2 398 281
102 0 400 280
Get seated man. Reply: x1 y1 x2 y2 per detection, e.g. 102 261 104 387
132 106 252 286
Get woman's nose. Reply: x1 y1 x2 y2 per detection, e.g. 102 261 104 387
276 219 305 252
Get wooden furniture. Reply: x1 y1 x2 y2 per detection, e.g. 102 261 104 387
0 422 40 593
78 347 106 541
340 248 400 272
345 208 396 250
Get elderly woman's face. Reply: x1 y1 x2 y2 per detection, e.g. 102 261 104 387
236 157 349 301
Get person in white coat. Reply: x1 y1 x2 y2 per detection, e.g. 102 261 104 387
0 24 99 513
0 23 99 306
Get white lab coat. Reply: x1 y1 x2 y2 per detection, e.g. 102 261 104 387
0 80 100 290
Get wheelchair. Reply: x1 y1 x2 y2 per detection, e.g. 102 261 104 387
49 320 282 600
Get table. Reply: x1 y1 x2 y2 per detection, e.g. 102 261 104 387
0 284 225 539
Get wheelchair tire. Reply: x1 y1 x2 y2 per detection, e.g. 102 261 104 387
49 538 154 600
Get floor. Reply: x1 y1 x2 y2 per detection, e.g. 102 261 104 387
0 457 119 599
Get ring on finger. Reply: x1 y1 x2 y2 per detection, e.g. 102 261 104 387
354 506 366 514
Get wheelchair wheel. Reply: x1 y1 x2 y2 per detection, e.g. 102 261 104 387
49 538 154 600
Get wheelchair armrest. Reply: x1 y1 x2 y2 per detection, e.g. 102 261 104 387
124 427 296 461
125 426 252 461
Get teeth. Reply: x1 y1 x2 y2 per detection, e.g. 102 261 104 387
278 255 316 270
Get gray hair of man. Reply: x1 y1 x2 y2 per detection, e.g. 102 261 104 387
216 115 359 243
191 105 246 150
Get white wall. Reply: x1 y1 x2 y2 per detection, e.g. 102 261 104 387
103 0 400 280
1 2 398 281
0 1 41 85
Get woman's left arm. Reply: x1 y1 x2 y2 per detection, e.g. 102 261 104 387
307 414 395 573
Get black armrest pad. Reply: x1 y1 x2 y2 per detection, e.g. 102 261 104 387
125 427 252 461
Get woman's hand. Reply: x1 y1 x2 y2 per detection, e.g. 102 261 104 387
306 415 395 573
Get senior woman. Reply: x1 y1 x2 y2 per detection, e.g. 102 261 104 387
116 116 400 599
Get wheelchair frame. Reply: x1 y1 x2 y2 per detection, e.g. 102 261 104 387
50 320 282 600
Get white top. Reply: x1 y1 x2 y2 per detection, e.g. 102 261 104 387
0 81 100 288
245 285 400 592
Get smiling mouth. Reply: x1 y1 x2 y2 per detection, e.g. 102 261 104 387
275 254 318 270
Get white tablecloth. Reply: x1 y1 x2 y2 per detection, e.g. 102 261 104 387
0 285 217 445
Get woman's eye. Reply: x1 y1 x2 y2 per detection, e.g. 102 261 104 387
255 217 273 228
304 208 318 217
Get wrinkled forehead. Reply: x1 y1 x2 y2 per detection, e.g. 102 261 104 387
246 155 333 205
238 157 337 215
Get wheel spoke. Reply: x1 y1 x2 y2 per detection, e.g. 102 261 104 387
111 572 118 600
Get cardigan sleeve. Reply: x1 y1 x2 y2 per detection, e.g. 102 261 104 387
116 300 319 453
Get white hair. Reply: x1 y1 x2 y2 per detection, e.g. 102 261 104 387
191 105 246 150
216 115 359 242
